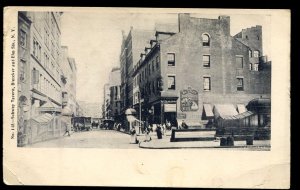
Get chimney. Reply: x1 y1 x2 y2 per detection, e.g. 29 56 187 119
178 13 190 32
218 15 230 36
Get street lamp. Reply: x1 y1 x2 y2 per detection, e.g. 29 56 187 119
138 89 143 134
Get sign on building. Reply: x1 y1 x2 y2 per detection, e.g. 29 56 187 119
164 104 176 112
180 87 199 112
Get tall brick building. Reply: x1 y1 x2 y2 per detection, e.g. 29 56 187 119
132 14 271 127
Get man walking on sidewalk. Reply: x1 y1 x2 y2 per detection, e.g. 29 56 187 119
63 123 71 137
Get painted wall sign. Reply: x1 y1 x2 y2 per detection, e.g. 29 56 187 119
180 87 199 112
164 104 176 112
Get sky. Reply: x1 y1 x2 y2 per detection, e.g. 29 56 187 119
60 10 271 105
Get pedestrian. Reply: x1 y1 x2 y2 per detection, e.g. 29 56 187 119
144 126 152 142
63 123 71 137
166 120 171 130
156 124 162 139
162 123 166 136
181 120 188 129
130 126 139 144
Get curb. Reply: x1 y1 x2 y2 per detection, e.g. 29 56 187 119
139 144 271 149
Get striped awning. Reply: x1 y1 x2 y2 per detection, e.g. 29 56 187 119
213 104 239 119
237 104 247 113
33 113 53 123
203 104 214 117
39 101 62 112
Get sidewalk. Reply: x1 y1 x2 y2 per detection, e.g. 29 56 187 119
139 136 271 150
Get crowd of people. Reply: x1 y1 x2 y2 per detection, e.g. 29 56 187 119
129 119 190 144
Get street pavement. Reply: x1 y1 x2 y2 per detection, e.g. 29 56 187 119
26 129 270 150
27 129 141 148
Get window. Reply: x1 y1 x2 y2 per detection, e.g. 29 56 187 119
253 51 260 57
248 50 252 58
148 64 151 75
236 56 243 69
203 77 211 91
138 74 141 83
156 56 160 69
237 78 244 91
249 63 252 71
167 75 175 90
152 81 156 94
167 53 175 66
20 30 26 48
203 55 210 67
245 35 248 40
257 35 260 40
152 60 155 72
33 38 41 60
19 60 26 82
32 68 39 84
202 34 210 46
253 63 259 71
33 39 37 56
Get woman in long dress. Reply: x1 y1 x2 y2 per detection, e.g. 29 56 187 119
144 126 151 142
130 126 138 144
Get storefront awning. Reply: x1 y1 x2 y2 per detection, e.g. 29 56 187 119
203 104 214 117
32 92 47 101
237 104 247 113
213 104 238 119
39 101 62 112
33 113 53 123
222 111 254 120
62 106 73 116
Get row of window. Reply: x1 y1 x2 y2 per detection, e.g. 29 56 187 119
166 75 244 91
133 56 160 88
32 68 61 101
168 53 260 71
249 50 260 58
32 38 61 83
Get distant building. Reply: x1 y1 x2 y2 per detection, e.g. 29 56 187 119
77 101 102 118
132 14 271 127
119 27 155 116
102 83 110 119
109 67 121 121
60 46 77 116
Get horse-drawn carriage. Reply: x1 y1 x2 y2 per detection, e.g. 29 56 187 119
71 117 92 131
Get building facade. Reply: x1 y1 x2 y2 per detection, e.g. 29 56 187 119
17 11 65 146
119 28 155 116
102 83 111 119
17 12 32 146
132 14 271 127
28 12 63 116
60 46 77 116
109 67 121 121
77 101 102 118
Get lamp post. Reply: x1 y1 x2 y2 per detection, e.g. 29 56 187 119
139 91 141 134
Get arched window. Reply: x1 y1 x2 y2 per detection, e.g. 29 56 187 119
202 34 210 46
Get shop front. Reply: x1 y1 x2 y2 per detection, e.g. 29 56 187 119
148 97 178 125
